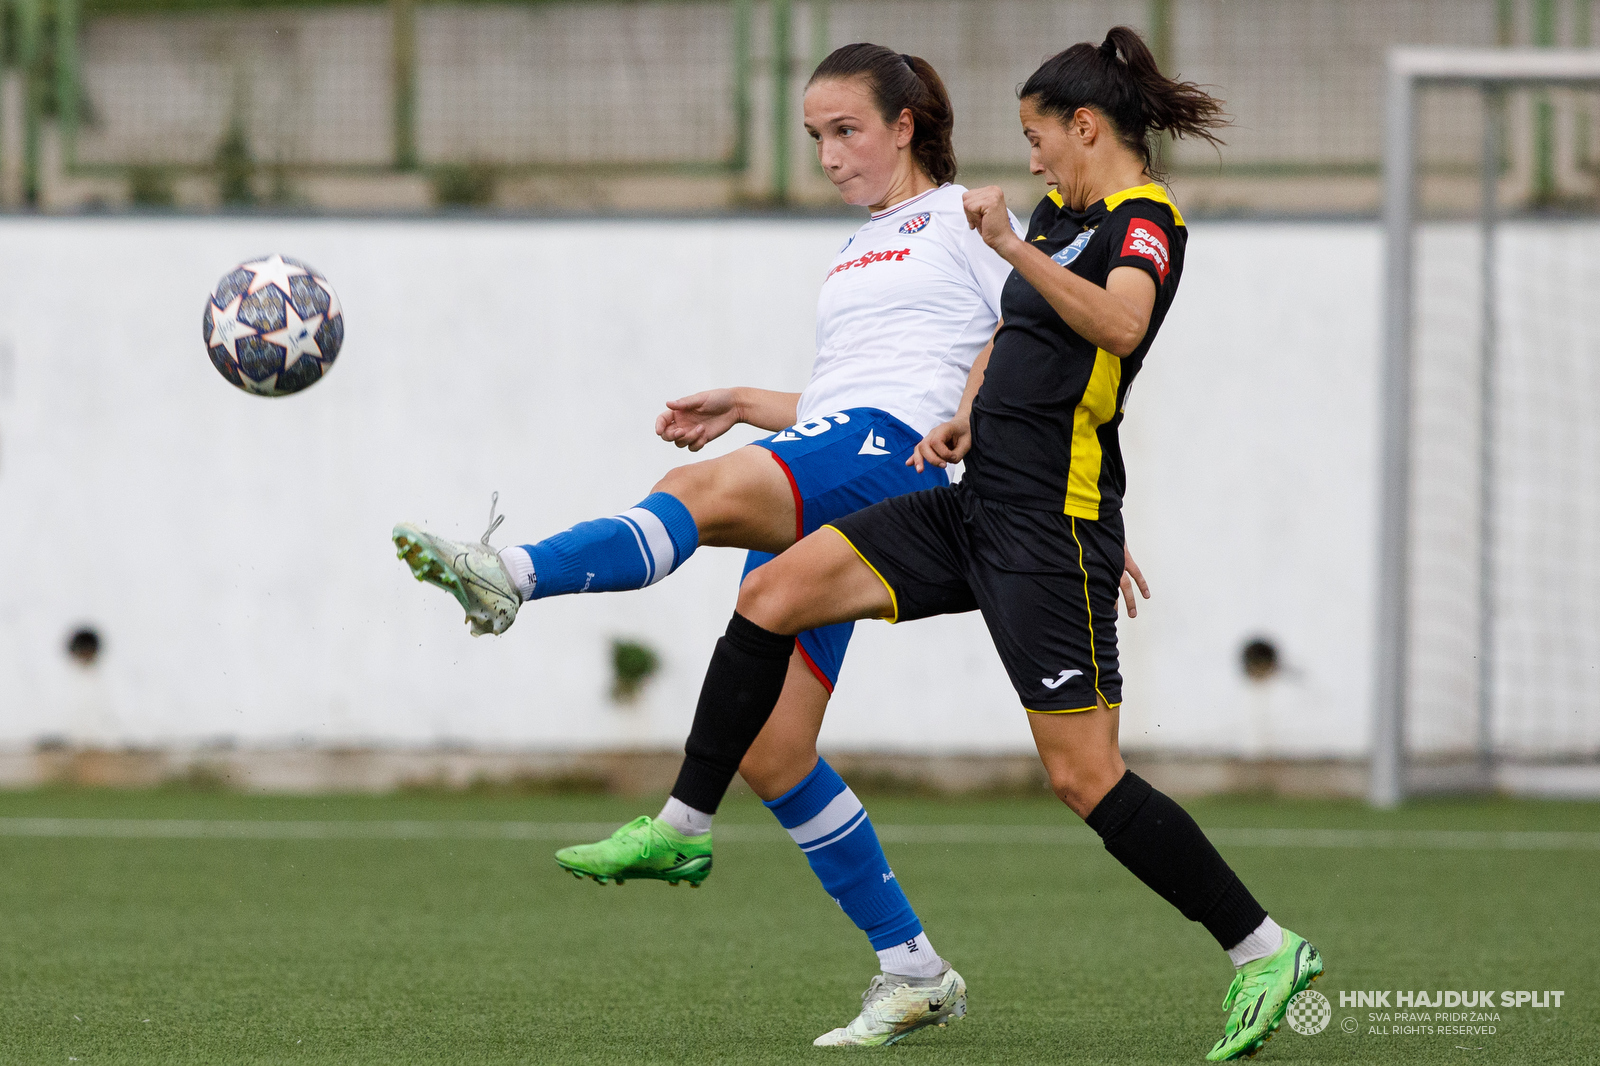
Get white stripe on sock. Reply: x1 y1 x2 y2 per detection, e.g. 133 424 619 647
801 810 866 852
787 787 864 848
613 515 654 586
618 507 677 586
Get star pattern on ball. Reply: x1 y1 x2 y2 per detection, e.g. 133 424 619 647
237 372 280 396
314 274 342 319
261 298 326 371
241 254 309 298
208 293 259 360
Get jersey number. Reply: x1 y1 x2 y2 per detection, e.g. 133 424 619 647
770 412 851 442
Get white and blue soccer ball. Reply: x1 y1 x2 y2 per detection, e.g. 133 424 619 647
203 254 344 396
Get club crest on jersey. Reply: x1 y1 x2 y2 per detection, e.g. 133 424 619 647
1121 219 1170 281
898 212 931 234
1052 226 1097 267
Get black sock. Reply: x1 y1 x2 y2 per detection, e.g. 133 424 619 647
669 612 795 814
1085 770 1268 951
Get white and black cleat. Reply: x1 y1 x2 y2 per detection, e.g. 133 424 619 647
393 494 520 636
813 964 967 1047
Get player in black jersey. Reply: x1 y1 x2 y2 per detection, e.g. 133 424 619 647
652 28 1323 1061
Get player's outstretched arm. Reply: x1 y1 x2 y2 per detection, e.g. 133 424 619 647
656 388 802 451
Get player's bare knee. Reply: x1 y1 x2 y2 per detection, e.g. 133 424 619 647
1046 763 1116 819
656 460 749 541
652 464 709 508
736 565 803 634
738 749 787 800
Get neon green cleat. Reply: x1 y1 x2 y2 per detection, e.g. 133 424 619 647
393 495 519 637
555 816 713 886
1205 929 1323 1061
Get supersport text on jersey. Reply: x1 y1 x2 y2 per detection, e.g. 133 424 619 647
799 184 1023 438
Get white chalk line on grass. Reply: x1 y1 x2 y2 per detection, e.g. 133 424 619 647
0 819 1596 851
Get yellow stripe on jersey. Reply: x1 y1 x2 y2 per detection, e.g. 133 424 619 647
1063 349 1122 519
1103 182 1186 227
1045 183 1184 224
1068 516 1112 707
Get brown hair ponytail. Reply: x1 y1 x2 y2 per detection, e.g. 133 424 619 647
809 44 958 185
1020 26 1227 178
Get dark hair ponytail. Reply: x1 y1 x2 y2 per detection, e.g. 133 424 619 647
808 44 957 185
1020 25 1227 178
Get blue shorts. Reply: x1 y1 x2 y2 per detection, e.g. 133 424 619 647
742 407 948 691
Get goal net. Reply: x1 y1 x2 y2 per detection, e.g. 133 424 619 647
1374 48 1600 803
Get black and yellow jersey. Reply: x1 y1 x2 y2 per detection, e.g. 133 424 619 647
963 182 1186 519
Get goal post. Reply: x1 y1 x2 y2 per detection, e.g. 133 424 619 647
1373 48 1600 807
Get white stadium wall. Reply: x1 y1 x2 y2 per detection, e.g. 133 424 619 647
0 216 1379 759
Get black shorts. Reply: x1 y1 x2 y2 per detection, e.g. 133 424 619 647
827 480 1124 712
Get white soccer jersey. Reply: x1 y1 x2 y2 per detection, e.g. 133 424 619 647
798 183 1022 437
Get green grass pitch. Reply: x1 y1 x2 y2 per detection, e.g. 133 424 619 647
0 788 1595 1064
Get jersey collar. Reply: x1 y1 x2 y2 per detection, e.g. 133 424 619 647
1047 182 1185 227
869 184 945 221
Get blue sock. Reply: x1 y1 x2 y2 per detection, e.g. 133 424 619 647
765 758 923 952
512 492 698 599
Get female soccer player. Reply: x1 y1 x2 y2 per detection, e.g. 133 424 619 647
615 28 1323 1060
394 44 1057 1041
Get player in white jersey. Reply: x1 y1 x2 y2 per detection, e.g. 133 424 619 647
392 44 1023 1045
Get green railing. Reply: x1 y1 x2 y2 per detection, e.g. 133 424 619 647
12 0 768 205
0 0 1594 209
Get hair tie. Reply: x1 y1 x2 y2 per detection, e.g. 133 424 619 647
1098 39 1117 60
901 53 915 68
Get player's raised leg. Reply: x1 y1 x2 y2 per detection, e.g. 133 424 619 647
393 443 796 635
1026 707 1322 1060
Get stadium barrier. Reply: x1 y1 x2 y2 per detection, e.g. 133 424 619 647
1 212 1596 800
0 0 1592 212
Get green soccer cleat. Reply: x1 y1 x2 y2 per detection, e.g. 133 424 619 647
393 494 519 637
1205 929 1323 1061
555 816 713 886
813 965 967 1047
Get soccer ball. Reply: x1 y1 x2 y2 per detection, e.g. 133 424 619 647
202 254 344 396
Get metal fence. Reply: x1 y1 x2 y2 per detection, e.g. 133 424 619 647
1 0 1595 208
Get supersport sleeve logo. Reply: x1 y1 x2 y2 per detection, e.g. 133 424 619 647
826 248 911 280
1119 219 1170 281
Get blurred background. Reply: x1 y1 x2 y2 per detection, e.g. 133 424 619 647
1 0 1597 799
4 0 1597 213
